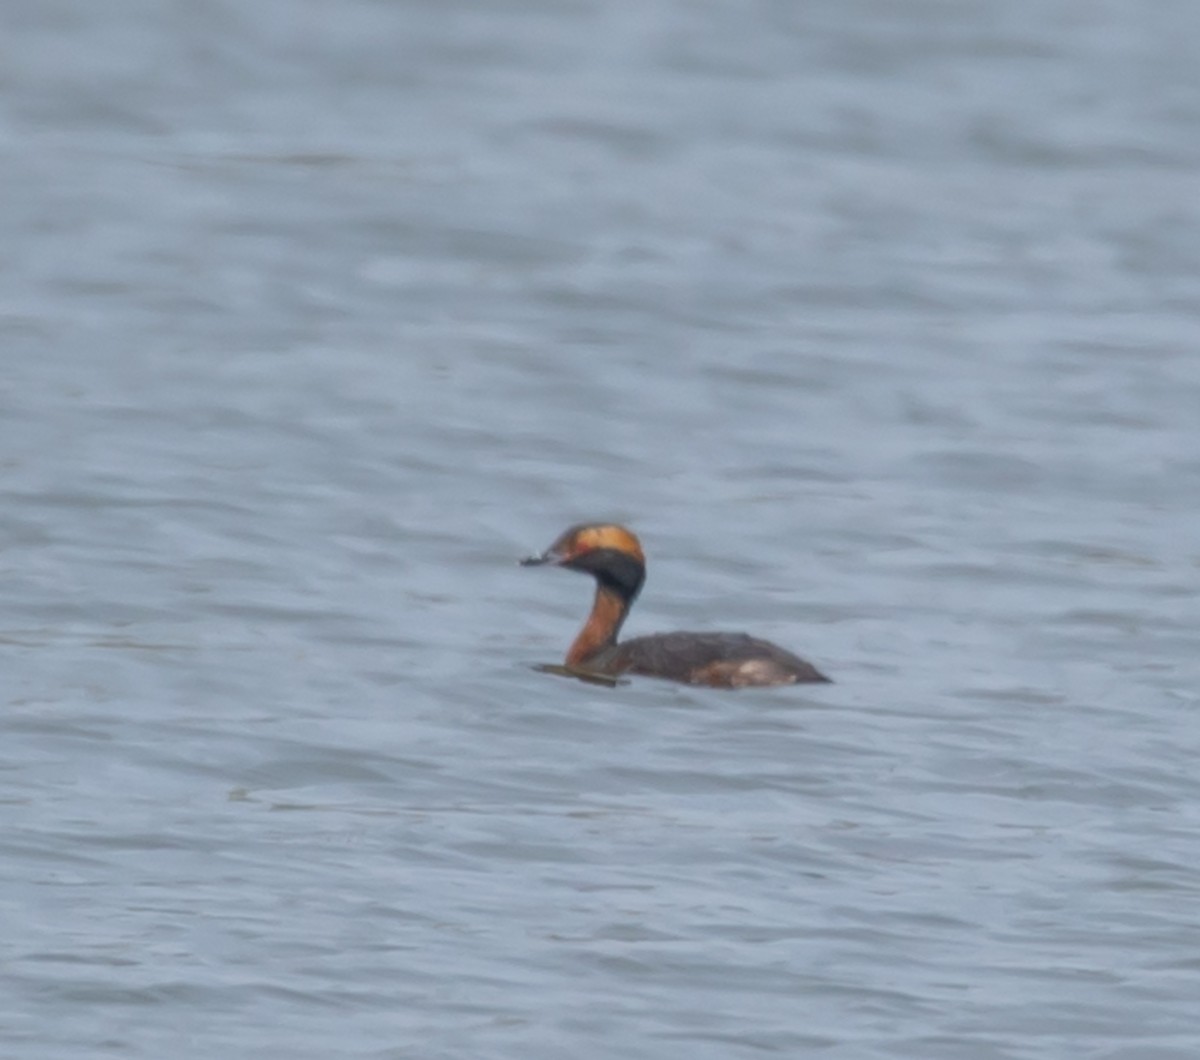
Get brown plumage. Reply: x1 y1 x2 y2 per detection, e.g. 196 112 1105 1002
521 523 830 688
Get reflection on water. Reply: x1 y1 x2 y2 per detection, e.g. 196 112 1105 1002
532 663 628 688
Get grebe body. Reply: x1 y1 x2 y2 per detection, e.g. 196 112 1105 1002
521 523 829 688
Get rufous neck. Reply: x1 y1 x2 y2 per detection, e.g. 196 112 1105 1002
566 584 631 668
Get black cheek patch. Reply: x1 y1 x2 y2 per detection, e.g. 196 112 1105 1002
569 548 645 599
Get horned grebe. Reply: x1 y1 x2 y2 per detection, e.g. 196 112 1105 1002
521 523 830 688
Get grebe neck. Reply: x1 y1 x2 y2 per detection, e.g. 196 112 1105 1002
566 584 631 667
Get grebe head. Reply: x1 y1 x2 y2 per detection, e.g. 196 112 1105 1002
521 523 646 600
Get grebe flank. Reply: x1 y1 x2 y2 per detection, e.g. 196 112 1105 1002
521 523 830 688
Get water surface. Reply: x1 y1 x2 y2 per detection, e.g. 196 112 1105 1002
3 2 1200 1058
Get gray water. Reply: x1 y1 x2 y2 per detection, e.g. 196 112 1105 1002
4 1 1200 1057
